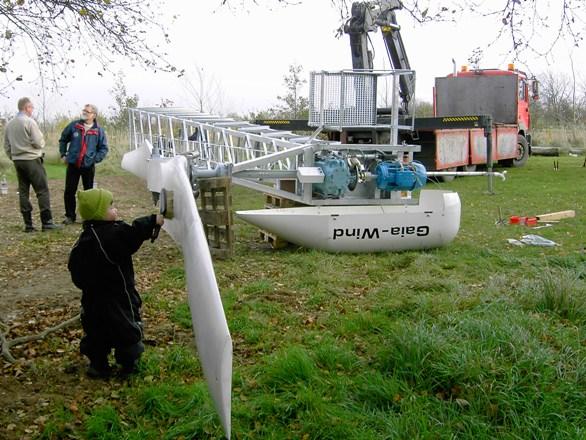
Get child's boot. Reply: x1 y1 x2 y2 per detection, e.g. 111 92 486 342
86 360 111 379
119 359 139 377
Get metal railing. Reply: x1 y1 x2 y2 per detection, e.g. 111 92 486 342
308 69 416 144
127 107 333 172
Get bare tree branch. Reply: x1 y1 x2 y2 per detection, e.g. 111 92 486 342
0 326 16 363
1 0 183 93
182 64 225 114
218 1 585 65
1 314 80 364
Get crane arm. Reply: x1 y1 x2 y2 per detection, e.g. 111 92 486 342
343 1 414 113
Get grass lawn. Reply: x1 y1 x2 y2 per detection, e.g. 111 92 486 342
13 156 586 439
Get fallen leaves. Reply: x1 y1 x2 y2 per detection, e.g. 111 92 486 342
0 175 173 439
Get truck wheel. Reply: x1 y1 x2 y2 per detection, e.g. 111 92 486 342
512 135 530 167
440 167 457 182
502 135 529 167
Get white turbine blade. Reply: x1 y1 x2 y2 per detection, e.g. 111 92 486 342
121 140 152 179
119 148 232 438
160 156 232 438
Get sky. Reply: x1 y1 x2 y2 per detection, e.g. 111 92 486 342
3 0 585 120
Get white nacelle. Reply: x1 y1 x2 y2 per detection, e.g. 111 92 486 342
237 190 461 253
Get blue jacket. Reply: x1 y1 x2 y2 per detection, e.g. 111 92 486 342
59 119 108 168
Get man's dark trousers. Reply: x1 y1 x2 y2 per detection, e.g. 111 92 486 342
64 163 95 221
13 158 52 221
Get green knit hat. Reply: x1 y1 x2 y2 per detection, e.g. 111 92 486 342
77 188 113 221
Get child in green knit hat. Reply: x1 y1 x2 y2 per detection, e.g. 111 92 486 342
68 188 164 378
77 188 116 221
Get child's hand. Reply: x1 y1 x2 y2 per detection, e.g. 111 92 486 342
151 215 164 243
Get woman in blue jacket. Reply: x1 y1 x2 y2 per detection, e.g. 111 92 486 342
59 104 108 224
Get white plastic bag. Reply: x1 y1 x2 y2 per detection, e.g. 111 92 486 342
519 234 558 247
507 234 558 247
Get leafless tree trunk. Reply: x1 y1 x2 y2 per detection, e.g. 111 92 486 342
182 64 225 115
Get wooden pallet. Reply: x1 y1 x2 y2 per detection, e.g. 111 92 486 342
264 193 299 209
198 177 234 259
259 229 289 249
260 184 305 248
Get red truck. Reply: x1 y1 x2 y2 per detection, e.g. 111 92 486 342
398 64 539 175
342 1 539 174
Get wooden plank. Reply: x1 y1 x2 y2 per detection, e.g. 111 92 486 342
277 179 297 193
536 210 575 221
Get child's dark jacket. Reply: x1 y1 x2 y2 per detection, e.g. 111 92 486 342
68 215 158 347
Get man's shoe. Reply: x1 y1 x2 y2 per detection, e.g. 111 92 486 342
62 217 75 225
24 225 36 233
42 222 62 231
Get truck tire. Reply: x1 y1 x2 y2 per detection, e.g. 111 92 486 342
440 167 457 182
502 135 529 167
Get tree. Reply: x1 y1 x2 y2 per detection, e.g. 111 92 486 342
275 64 309 119
537 71 574 126
0 0 182 93
182 65 225 114
109 73 139 130
414 100 433 117
248 64 309 119
530 70 586 129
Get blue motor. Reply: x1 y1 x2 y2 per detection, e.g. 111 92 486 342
375 160 427 191
313 157 351 198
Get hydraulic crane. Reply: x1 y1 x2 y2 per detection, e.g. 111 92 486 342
343 0 413 114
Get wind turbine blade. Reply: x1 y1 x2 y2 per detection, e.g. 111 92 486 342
120 149 232 438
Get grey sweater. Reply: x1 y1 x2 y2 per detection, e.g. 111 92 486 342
3 112 45 161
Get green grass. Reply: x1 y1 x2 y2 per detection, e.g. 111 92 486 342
40 155 586 439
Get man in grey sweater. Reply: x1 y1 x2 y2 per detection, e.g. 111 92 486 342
3 97 59 232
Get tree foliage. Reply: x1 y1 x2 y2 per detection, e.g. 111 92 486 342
275 64 309 119
247 64 309 120
108 72 139 130
245 64 309 120
0 0 181 93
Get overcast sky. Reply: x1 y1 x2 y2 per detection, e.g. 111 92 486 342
3 0 585 120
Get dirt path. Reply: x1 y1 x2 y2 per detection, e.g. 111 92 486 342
0 173 182 440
